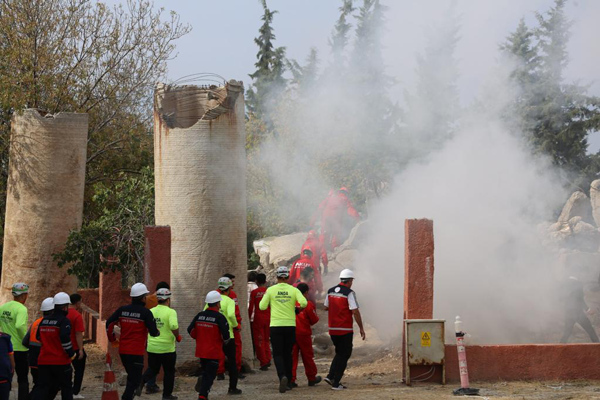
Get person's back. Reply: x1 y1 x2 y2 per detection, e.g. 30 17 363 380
261 283 306 327
249 274 271 370
0 332 13 398
107 300 158 356
0 300 28 353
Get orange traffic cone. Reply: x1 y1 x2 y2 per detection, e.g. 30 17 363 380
102 352 119 400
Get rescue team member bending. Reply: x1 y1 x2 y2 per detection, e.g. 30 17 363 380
22 297 54 398
189 291 239 399
324 269 365 391
259 266 307 394
106 283 159 400
205 277 241 394
301 230 329 276
140 288 180 400
291 283 321 388
67 294 86 399
289 249 323 298
0 282 30 400
223 273 244 378
34 292 76 400
248 273 271 371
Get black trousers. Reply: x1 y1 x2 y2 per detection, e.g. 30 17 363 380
14 350 29 400
142 352 176 397
560 311 600 343
328 333 353 386
34 364 72 400
223 340 238 390
72 349 86 395
119 354 144 400
197 359 219 398
0 380 9 400
270 327 296 382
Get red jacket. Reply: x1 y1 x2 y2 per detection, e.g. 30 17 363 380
248 287 270 324
326 283 356 336
106 300 159 355
37 309 75 365
301 234 328 270
188 307 230 360
295 301 319 336
322 192 359 221
290 255 322 292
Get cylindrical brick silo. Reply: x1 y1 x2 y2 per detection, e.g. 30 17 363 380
154 81 249 363
0 110 88 319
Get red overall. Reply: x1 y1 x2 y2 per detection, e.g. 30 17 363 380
289 255 322 295
218 289 243 374
320 191 359 251
301 231 329 273
292 301 319 383
248 287 271 367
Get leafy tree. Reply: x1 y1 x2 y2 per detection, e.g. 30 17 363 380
53 168 154 288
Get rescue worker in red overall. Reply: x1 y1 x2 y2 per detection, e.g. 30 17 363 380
294 268 317 306
34 292 77 400
248 273 271 371
189 290 239 399
106 283 159 400
289 250 323 298
222 273 244 378
22 297 54 398
301 230 329 276
320 188 360 251
324 269 365 391
290 283 321 388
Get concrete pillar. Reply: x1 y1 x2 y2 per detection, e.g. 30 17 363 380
0 110 88 318
154 81 249 363
144 226 171 292
404 218 435 320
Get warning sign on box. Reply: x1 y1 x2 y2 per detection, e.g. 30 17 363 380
421 331 431 347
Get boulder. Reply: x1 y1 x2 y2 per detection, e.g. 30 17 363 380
558 191 593 225
590 180 600 228
253 232 307 271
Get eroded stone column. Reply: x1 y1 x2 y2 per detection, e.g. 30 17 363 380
0 110 88 318
154 81 249 363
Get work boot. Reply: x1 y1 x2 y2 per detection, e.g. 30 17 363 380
279 377 288 393
228 388 242 395
162 396 178 400
146 384 161 394
308 376 322 386
238 373 246 380
217 374 225 381
259 365 269 371
288 382 298 389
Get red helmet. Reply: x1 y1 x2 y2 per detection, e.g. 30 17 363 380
339 187 349 193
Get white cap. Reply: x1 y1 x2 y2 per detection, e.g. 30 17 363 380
53 292 71 306
130 283 150 297
40 297 54 312
12 283 29 296
217 277 233 290
340 269 355 279
156 288 171 300
206 290 222 304
276 266 290 278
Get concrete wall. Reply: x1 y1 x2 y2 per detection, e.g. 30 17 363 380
1 110 88 318
445 343 600 382
154 81 249 363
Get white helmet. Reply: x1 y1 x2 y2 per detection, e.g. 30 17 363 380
40 297 54 312
156 288 171 300
340 269 355 280
276 266 290 278
217 277 232 290
206 290 222 304
130 283 150 297
53 292 71 306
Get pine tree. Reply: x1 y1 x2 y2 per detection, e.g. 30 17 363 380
329 0 355 71
246 0 287 121
287 47 319 97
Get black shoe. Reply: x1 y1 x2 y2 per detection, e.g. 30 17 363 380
228 388 242 395
309 376 322 386
324 377 333 386
289 382 298 389
162 396 178 400
238 374 246 380
259 365 269 371
279 377 288 393
217 373 225 381
145 384 160 394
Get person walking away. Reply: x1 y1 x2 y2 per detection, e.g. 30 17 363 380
143 281 171 394
247 272 258 308
295 268 317 306
106 283 159 400
205 277 240 393
248 274 271 371
189 291 239 399
0 325 14 400
66 294 86 399
22 297 53 398
289 250 323 298
34 292 76 400
140 288 180 400
259 266 307 393
0 282 29 400
301 230 329 276
223 273 244 378
324 269 365 391
321 188 360 251
290 283 321 388
560 276 599 343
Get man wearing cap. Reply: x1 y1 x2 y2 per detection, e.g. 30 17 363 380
0 282 30 399
22 297 54 398
189 290 240 399
106 283 159 400
205 277 239 392
259 266 307 393
324 269 365 391
34 292 76 400
140 288 180 400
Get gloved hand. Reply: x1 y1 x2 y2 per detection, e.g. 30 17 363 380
111 340 120 348
176 335 182 343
